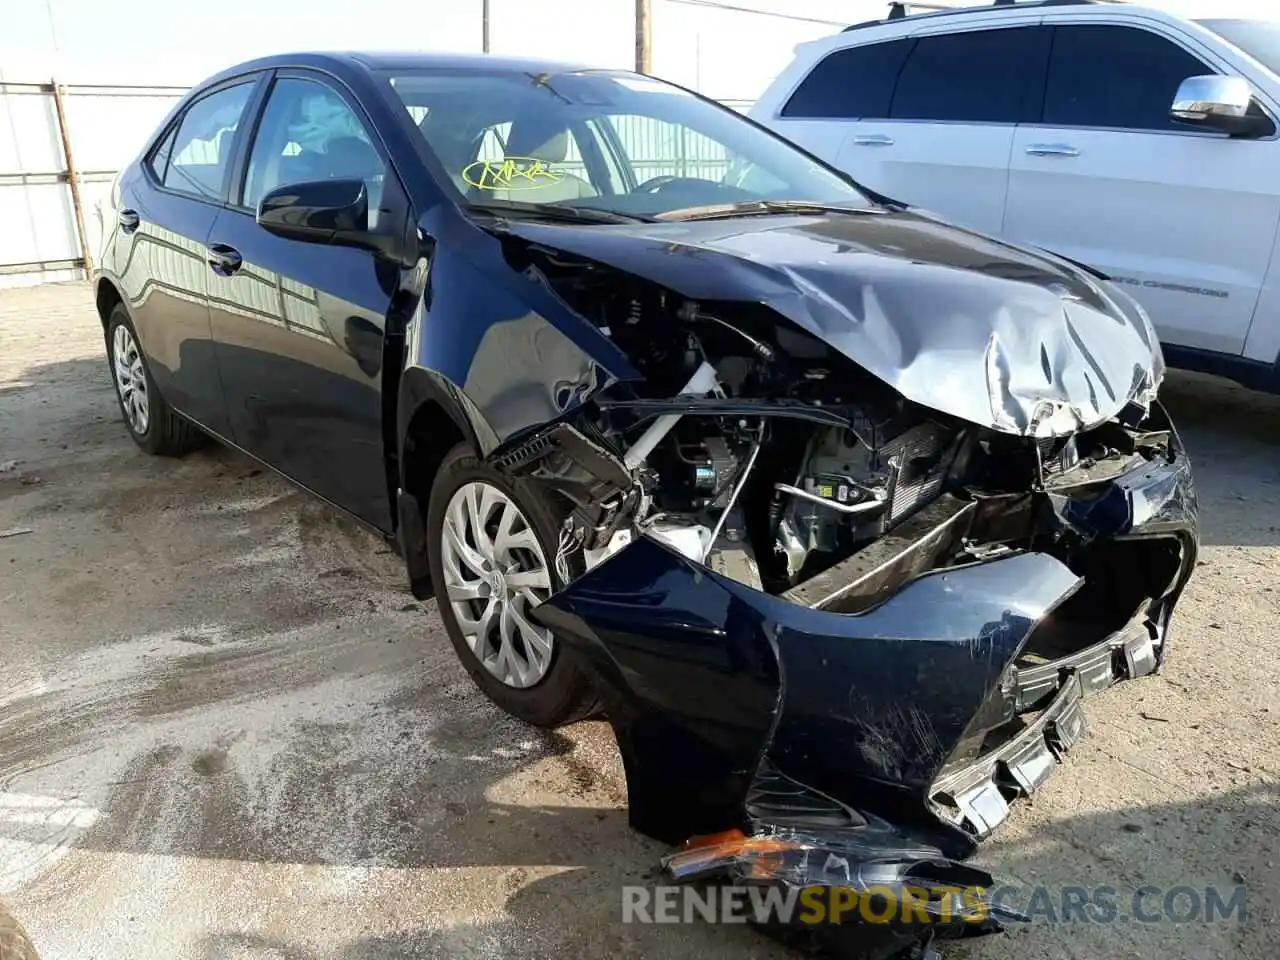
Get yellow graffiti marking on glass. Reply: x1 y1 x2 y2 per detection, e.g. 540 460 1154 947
462 157 567 190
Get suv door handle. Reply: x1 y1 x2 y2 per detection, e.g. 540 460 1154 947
852 134 895 147
1025 143 1080 157
118 209 140 232
206 243 243 276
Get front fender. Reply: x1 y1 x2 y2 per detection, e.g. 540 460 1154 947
401 213 640 463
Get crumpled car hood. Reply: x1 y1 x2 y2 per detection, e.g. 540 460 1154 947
500 208 1165 437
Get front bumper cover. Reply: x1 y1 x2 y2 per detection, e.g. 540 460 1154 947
531 423 1197 956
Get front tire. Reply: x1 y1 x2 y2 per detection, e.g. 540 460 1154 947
105 304 201 456
426 443 597 727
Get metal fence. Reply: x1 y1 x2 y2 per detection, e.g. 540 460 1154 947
0 81 187 286
0 85 754 288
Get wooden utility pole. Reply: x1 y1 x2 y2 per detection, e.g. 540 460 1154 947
635 0 651 74
482 0 490 52
50 80 92 276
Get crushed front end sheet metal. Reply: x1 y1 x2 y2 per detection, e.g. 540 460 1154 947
499 210 1165 439
531 422 1197 959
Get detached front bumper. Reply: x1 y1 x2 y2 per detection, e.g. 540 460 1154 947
536 436 1195 839
532 420 1196 956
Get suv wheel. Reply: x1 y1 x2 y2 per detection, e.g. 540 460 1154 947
426 443 598 727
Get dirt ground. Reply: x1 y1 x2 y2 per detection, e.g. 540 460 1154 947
0 281 1276 960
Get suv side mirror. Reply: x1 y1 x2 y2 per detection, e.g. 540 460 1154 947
1171 75 1270 137
257 178 374 248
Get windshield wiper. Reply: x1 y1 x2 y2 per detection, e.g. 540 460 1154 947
468 201 651 225
656 200 886 222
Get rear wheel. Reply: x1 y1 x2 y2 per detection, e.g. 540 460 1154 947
105 304 202 456
426 443 598 727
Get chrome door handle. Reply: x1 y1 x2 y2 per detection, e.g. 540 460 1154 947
852 134 895 147
206 243 243 276
1025 143 1080 157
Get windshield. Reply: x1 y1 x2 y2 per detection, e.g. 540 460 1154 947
386 68 873 220
1199 19 1280 76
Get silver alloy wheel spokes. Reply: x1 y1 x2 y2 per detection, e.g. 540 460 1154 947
441 481 556 689
112 324 150 435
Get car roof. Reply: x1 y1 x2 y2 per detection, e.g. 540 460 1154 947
842 0 1137 33
200 50 601 87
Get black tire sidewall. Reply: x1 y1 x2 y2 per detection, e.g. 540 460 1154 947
425 443 590 727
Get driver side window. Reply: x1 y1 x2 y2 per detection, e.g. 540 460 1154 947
242 77 386 223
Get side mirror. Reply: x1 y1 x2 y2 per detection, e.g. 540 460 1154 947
256 178 373 247
1171 75 1269 137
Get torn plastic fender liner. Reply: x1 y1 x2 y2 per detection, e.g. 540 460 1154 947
532 540 1082 858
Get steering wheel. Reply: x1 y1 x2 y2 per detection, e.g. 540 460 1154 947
634 175 683 194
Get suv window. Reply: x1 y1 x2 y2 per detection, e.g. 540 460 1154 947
163 82 255 201
780 39 913 119
890 27 1050 123
243 77 386 218
1043 25 1213 131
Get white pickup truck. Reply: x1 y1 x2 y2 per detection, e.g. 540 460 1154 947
752 0 1280 392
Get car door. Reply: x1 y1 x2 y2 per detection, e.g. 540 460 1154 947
1004 22 1280 355
205 71 411 530
814 25 1050 237
119 77 261 437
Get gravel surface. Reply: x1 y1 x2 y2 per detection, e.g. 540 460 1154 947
1 282 1275 960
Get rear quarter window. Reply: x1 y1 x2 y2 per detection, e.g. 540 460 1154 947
145 125 178 181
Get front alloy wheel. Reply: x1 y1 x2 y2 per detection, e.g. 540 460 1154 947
425 443 598 727
440 481 555 688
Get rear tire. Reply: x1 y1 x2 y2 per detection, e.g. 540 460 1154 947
426 443 599 727
105 303 202 456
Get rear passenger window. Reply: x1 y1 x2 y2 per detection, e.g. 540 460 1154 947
162 82 256 201
781 39 912 119
890 27 1050 123
1042 25 1213 131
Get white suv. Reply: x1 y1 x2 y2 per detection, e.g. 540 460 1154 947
752 0 1280 392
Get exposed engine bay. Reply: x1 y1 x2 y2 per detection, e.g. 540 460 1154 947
494 249 1173 605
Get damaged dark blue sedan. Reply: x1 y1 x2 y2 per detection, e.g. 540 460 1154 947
95 52 1198 959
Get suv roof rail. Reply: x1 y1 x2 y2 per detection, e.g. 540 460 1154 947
847 0 1116 32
